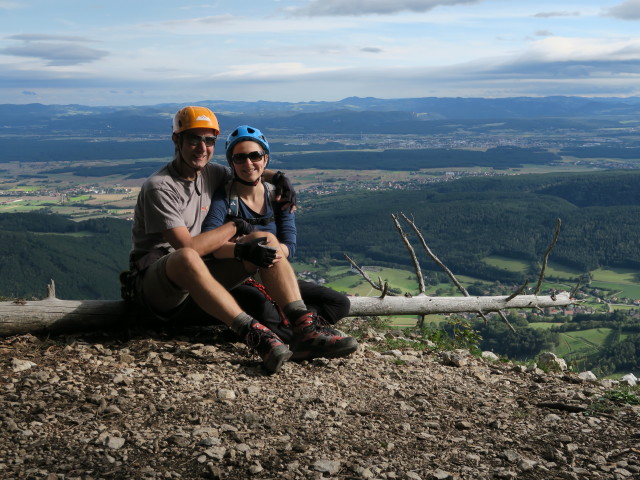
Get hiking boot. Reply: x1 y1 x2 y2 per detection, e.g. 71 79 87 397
244 321 292 374
290 312 358 361
315 315 348 337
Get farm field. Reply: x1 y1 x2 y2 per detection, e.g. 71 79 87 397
590 267 640 299
552 327 613 366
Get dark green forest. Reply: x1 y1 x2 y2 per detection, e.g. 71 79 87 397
0 215 129 299
296 170 640 278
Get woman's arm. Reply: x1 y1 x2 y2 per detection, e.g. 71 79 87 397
202 186 229 232
274 200 297 258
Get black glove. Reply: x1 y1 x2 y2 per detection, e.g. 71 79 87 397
234 237 277 268
272 171 297 209
229 217 255 236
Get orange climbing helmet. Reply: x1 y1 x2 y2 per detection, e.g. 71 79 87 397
172 106 219 135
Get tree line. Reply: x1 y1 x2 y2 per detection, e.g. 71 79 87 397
296 171 640 279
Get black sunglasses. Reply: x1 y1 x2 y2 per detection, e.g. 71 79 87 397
184 133 217 147
231 151 266 164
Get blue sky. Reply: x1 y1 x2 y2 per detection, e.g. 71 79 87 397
1 0 639 105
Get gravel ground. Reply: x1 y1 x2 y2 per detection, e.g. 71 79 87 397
1 321 639 480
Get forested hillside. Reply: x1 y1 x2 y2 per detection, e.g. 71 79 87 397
0 171 638 300
296 170 640 278
0 215 129 299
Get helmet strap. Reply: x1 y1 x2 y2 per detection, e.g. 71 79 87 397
234 176 261 187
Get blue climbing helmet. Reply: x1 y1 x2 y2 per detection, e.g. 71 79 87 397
225 125 270 165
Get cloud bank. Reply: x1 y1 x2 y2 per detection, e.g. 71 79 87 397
605 0 640 20
291 0 481 17
1 34 108 66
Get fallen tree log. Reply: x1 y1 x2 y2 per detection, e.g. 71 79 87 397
347 292 571 316
0 292 572 337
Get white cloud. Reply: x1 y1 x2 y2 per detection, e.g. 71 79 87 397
531 11 580 18
290 0 482 17
604 0 640 20
210 62 342 80
0 35 108 66
0 1 21 9
8 34 96 43
525 36 640 63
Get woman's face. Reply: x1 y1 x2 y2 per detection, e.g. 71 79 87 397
230 140 268 183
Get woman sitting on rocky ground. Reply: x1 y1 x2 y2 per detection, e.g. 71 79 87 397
201 125 351 347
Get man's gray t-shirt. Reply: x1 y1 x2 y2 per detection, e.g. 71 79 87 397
130 161 231 262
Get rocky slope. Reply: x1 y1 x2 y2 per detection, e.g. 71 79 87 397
1 322 639 480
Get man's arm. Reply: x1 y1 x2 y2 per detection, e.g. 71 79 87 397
163 223 238 257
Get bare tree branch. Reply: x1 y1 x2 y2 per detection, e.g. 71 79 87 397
343 254 398 296
391 214 426 294
398 212 525 331
570 280 582 299
497 311 516 332
535 218 561 295
399 213 469 296
379 280 389 299
505 279 529 302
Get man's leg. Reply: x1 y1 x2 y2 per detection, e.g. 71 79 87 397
162 248 292 373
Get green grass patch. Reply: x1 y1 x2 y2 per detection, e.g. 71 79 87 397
591 281 640 300
553 328 612 359
529 322 564 330
482 255 528 274
592 267 638 283
544 262 584 280
67 195 92 202
294 262 423 296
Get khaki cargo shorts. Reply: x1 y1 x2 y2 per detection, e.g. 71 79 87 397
137 253 253 315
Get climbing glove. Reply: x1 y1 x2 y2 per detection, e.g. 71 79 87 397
234 237 277 268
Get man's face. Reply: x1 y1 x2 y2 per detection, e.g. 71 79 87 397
175 127 216 172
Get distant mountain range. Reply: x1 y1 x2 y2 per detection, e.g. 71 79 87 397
2 96 640 137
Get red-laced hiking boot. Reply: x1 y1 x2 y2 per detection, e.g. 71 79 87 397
290 312 358 361
244 321 292 374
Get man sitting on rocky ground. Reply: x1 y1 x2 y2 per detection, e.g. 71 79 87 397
123 106 358 374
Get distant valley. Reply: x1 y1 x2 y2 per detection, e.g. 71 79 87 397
1 95 639 296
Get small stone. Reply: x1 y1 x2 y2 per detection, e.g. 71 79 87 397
313 459 340 475
481 351 499 362
204 447 226 461
455 421 473 430
217 389 236 401
168 434 191 447
578 371 597 381
11 358 37 372
105 435 125 450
